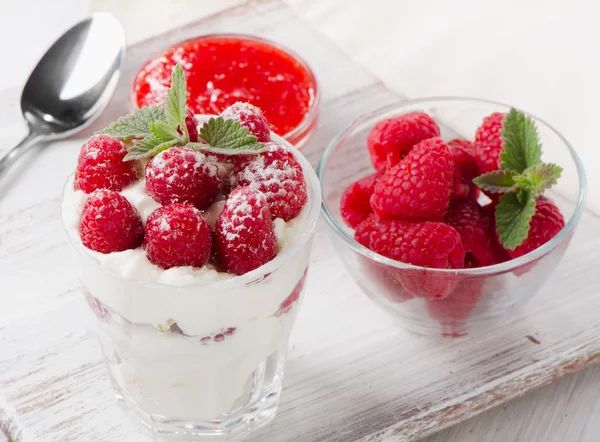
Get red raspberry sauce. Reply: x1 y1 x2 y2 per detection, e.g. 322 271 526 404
133 36 316 137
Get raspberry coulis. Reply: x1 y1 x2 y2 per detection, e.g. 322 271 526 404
133 36 316 137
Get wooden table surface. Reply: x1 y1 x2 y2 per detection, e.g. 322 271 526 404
1 1 600 441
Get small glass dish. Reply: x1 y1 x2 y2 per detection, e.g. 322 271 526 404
62 132 321 440
130 33 320 149
317 97 587 336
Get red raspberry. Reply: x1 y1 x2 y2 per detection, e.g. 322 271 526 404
367 112 440 173
79 189 143 253
368 220 464 300
340 173 378 228
75 135 139 193
229 143 307 221
447 139 480 201
369 220 465 269
445 199 502 267
144 203 212 269
354 213 379 248
145 147 220 210
370 137 453 222
426 278 485 336
221 102 271 142
215 187 277 275
508 197 565 258
473 112 505 174
181 108 199 142
275 269 308 317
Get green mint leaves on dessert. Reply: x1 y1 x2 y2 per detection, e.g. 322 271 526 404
188 117 267 155
123 136 177 161
164 64 188 139
96 63 265 160
473 108 563 250
150 121 183 144
96 106 166 140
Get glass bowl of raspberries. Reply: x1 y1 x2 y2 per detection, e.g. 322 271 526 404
318 97 587 336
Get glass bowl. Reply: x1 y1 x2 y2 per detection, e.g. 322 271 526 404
317 97 587 336
130 33 320 149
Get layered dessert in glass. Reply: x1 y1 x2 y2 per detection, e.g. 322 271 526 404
62 64 320 440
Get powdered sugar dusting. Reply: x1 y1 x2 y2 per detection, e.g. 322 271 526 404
220 102 271 142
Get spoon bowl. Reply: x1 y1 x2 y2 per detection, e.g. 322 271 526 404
0 13 125 176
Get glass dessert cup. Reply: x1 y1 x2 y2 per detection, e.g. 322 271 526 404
318 97 587 336
62 133 321 440
130 33 320 149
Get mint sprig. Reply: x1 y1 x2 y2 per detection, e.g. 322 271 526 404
188 117 267 155
473 108 562 250
164 64 188 139
94 63 265 161
96 106 166 139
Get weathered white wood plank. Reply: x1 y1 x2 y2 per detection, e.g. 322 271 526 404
1 1 600 442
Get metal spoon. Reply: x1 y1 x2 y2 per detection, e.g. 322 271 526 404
0 13 125 178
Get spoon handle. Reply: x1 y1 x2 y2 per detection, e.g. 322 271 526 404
0 130 44 178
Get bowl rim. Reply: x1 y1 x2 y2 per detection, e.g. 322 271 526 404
129 32 320 143
317 96 588 276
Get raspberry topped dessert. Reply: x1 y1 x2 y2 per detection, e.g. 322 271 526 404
337 104 568 335
62 64 320 440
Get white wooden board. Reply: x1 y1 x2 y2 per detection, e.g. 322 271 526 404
1 1 600 441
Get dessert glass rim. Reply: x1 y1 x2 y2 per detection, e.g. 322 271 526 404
317 96 588 276
62 131 321 289
129 32 321 142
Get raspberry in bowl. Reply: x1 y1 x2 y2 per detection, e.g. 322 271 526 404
61 65 320 440
132 34 319 149
318 98 586 336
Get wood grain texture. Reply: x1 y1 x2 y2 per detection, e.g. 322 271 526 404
1 1 600 442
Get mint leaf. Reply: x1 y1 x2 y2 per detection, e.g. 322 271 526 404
499 108 542 173
473 170 516 194
523 163 563 195
123 135 177 161
188 142 267 155
150 121 182 143
164 64 188 134
198 117 266 153
96 106 166 140
495 192 536 250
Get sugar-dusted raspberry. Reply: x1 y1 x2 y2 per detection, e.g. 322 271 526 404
367 112 440 172
508 197 565 258
370 137 454 222
144 203 212 269
369 220 465 269
145 147 220 210
229 143 307 221
79 189 144 253
473 112 505 174
340 173 378 228
215 186 277 275
221 101 271 142
447 138 480 201
74 135 139 193
184 108 199 142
